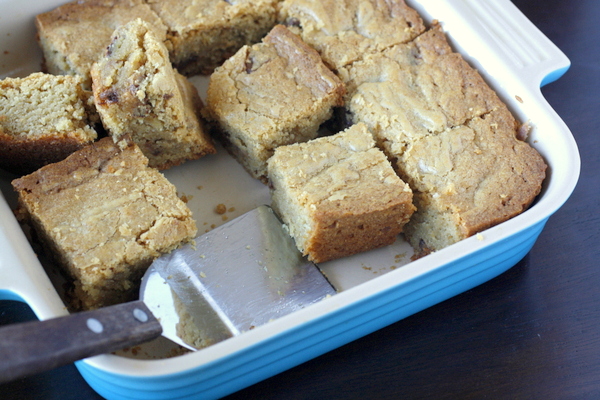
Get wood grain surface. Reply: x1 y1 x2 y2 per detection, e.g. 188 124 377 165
2 0 599 398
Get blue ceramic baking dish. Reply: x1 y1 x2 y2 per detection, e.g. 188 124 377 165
0 0 579 398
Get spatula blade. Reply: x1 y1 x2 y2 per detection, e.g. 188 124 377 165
142 205 336 349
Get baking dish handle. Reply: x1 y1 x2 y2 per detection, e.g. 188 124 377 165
420 0 570 88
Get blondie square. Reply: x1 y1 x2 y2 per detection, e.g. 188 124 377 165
279 0 425 71
341 23 504 158
35 0 167 88
12 137 198 310
0 73 97 175
205 24 345 181
146 0 281 76
267 123 415 263
400 107 547 255
91 19 215 170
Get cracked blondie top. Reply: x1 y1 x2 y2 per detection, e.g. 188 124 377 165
12 137 197 310
91 19 215 170
268 123 414 263
340 23 505 156
401 107 547 254
205 24 345 181
279 0 425 71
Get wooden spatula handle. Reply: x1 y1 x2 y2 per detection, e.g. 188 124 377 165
0 300 162 383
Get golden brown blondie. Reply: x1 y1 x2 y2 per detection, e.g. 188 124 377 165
91 19 215 170
205 24 345 181
35 0 167 88
12 137 198 310
268 123 415 263
146 0 281 76
279 0 425 72
400 107 547 255
0 73 97 175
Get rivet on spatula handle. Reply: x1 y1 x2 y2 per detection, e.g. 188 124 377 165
0 300 162 384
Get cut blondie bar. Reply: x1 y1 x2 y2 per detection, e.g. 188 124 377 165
91 19 215 170
205 24 345 181
146 0 281 76
279 0 425 71
12 137 197 310
35 0 167 88
268 123 414 263
0 73 97 175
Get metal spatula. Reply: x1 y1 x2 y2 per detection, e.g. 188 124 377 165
0 206 336 383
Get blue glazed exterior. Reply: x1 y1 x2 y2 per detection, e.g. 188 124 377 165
541 65 570 87
77 219 548 400
0 290 25 302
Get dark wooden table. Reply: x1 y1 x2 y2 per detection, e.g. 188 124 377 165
2 0 598 398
